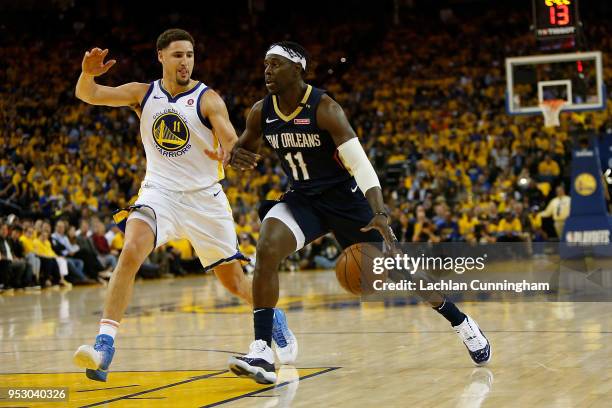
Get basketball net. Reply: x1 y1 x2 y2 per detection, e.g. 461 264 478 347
539 99 566 128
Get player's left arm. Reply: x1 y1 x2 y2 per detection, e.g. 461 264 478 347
317 95 396 246
201 89 238 165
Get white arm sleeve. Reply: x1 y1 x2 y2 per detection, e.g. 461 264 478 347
337 137 380 195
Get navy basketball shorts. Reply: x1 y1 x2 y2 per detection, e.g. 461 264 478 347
258 178 383 251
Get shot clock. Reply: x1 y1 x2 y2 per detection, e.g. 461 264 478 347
532 0 580 40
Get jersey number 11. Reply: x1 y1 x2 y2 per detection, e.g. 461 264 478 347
284 152 310 181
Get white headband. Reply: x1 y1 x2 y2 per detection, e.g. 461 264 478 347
266 45 306 70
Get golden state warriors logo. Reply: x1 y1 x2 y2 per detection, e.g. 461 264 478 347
575 173 597 196
153 113 189 151
151 110 192 158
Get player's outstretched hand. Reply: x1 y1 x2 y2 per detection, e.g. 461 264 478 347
361 214 398 250
204 147 231 167
229 147 261 170
82 48 116 77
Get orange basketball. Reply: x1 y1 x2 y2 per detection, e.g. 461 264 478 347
335 243 385 295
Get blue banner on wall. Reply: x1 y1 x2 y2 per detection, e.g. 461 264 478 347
563 142 612 249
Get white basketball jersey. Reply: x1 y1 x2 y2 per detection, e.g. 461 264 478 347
139 80 224 191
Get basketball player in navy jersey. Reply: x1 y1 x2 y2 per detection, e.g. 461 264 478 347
226 42 491 384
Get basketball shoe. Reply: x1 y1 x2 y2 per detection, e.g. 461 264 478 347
272 308 298 364
228 340 277 384
453 315 491 366
73 334 115 382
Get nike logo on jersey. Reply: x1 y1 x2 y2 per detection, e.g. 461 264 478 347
153 95 164 99
266 117 279 123
351 185 359 193
213 190 221 197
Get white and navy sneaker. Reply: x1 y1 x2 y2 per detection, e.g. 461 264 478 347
73 334 115 382
272 308 298 364
228 340 277 384
453 315 492 366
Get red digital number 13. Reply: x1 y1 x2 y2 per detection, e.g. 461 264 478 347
549 5 570 26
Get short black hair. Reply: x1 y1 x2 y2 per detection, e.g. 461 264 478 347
267 41 309 72
157 28 195 51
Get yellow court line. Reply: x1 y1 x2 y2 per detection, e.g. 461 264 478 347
0 367 338 407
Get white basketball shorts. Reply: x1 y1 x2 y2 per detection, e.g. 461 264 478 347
127 181 244 269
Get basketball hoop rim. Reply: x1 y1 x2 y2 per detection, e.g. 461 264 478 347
539 99 567 109
539 99 566 128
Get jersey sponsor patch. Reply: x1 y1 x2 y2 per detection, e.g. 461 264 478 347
294 118 310 125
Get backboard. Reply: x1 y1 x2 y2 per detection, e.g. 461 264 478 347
505 51 605 115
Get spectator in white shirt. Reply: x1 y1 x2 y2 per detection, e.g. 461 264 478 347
539 185 571 239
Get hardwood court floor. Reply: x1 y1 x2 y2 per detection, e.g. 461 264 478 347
0 270 611 407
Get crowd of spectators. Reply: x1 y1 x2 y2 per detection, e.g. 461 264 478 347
1 3 611 292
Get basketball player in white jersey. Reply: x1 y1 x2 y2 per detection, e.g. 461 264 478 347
72 29 296 382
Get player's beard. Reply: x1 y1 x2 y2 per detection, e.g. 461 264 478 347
177 75 190 86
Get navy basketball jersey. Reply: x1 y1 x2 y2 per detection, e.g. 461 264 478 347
261 85 351 194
